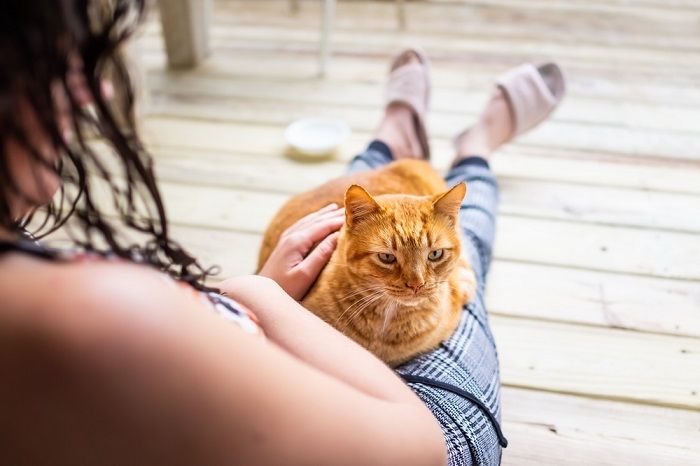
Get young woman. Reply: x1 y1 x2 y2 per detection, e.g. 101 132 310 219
0 1 563 465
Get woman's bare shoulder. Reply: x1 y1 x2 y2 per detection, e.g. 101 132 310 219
0 253 205 339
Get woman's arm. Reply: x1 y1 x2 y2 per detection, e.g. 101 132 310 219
220 275 421 405
0 260 446 466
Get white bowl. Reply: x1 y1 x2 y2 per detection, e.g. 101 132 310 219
284 117 350 157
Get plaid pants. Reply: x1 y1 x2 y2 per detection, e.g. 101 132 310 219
347 141 503 466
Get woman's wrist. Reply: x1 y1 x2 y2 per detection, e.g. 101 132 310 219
219 275 279 300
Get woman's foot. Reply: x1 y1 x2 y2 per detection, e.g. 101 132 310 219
454 62 566 165
374 51 429 160
454 89 514 163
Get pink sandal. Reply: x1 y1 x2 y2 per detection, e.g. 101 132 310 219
497 62 566 136
454 62 566 150
385 49 432 159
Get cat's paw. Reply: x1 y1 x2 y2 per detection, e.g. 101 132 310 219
457 256 477 306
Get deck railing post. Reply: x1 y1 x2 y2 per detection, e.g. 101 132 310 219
158 0 212 69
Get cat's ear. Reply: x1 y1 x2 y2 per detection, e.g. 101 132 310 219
345 185 380 227
432 182 467 221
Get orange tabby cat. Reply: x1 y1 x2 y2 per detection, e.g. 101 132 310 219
258 159 475 367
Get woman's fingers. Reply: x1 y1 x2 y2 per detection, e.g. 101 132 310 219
298 214 345 249
289 204 339 233
285 204 340 235
284 213 344 259
296 231 340 286
261 205 343 300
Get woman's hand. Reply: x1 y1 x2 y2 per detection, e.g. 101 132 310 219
259 203 344 300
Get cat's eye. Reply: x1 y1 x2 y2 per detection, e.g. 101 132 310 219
378 253 396 264
428 249 444 261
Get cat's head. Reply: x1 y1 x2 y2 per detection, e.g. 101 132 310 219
341 183 466 305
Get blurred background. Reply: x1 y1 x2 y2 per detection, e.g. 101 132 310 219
130 1 700 463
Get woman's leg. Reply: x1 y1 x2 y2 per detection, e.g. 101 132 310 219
448 87 512 293
347 53 426 175
397 89 514 466
346 49 514 464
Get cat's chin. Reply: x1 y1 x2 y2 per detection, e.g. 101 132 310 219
387 294 432 307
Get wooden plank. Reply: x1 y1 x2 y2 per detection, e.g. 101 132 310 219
148 144 700 198
490 150 700 196
135 45 700 107
141 113 700 175
151 8 700 81
501 387 700 465
143 71 700 134
494 215 700 281
144 8 700 72
222 0 700 22
201 24 700 73
143 92 700 163
209 0 700 52
492 315 700 410
487 261 700 338
497 178 700 234
138 37 696 94
428 0 700 16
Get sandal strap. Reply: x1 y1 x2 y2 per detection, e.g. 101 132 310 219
386 62 429 118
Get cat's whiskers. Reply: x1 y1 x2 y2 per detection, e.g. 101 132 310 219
338 291 387 332
428 279 453 293
338 285 385 302
335 290 385 328
343 293 387 331
379 300 398 338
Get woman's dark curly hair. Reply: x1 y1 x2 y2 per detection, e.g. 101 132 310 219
0 0 216 289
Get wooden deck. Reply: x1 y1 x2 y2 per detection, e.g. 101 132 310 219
133 1 700 464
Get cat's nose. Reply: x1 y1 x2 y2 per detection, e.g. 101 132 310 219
405 281 425 293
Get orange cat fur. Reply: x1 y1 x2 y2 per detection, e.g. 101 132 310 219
258 159 475 367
